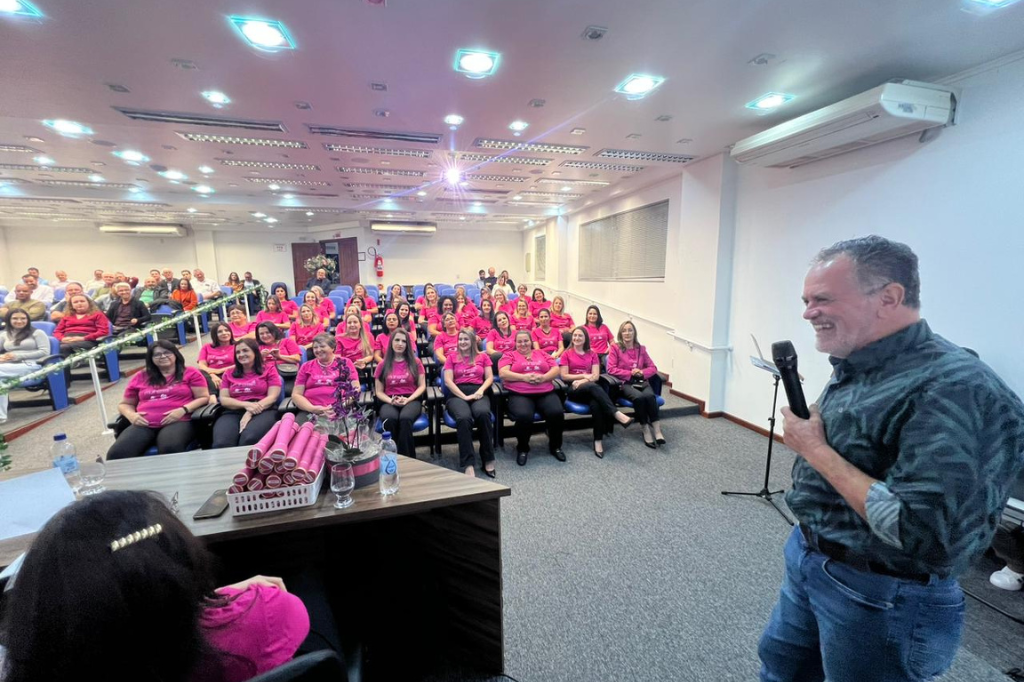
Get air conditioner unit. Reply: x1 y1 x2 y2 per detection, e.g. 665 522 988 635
730 80 956 168
370 221 436 235
99 224 187 237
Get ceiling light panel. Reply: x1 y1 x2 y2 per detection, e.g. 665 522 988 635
0 197 81 204
40 180 139 189
521 191 584 199
176 132 308 148
0 163 93 173
344 183 418 190
282 207 348 214
465 174 527 183
594 149 694 163
0 177 31 184
350 193 414 200
115 108 286 132
474 139 588 155
456 153 552 166
444 187 509 195
438 197 498 204
0 144 40 153
323 144 434 158
308 125 442 145
560 160 646 172
537 178 610 186
337 166 425 177
217 159 321 170
228 16 297 51
245 178 331 186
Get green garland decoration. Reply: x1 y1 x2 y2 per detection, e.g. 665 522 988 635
0 286 266 397
0 433 10 472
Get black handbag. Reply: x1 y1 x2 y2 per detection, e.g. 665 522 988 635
630 378 649 392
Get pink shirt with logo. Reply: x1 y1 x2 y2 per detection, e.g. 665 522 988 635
259 337 301 370
221 365 278 402
486 329 516 354
559 348 599 376
434 330 460 358
585 324 614 354
607 344 658 381
445 352 490 386
336 334 371 363
549 312 575 330
288 322 324 346
229 321 256 338
528 300 552 317
278 298 299 317
471 315 493 337
125 366 206 426
499 350 556 394
316 299 336 321
255 310 289 326
375 357 425 396
295 357 357 407
532 326 561 354
510 314 535 332
199 343 235 370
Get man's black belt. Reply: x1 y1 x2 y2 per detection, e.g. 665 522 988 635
799 524 932 584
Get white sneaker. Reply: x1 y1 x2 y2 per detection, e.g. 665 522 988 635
989 566 1024 591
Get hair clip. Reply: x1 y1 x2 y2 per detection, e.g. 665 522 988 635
109 523 163 552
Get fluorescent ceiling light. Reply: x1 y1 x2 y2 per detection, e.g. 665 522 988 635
159 169 187 181
508 120 529 134
113 150 149 163
33 155 55 165
201 90 231 106
372 222 437 233
176 132 308 148
614 74 666 99
0 0 43 17
265 217 278 223
267 184 281 191
458 152 552 166
99 225 184 235
42 119 93 136
417 190 427 196
305 211 314 216
192 185 214 194
444 114 464 127
745 92 795 112
229 16 296 51
219 159 320 170
337 166 425 177
88 174 104 182
252 212 267 218
454 49 500 78
473 139 588 155
198 165 214 174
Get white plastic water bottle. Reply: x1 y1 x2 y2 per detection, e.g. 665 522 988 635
51 433 82 492
378 431 399 496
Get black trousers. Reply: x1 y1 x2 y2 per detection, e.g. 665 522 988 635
211 409 280 448
378 399 422 458
107 421 196 459
447 384 494 468
620 384 660 424
507 391 564 453
59 339 98 357
567 382 618 441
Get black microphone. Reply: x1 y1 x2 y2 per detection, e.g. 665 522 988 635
772 340 810 419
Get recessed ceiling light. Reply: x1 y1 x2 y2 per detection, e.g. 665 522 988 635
0 0 43 17
581 25 608 41
282 193 295 199
159 169 187 181
513 195 522 200
198 165 214 174
88 174 104 182
614 74 666 100
268 183 281 190
444 114 464 128
570 127 586 135
508 120 529 136
453 48 500 78
561 186 572 192
265 217 278 223
176 133 308 149
416 190 427 196
201 90 231 107
229 16 296 51
33 155 55 165
459 216 466 221
41 119 93 136
187 207 197 213
252 211 267 218
112 150 149 164
474 139 587 155
445 168 462 185
305 211 314 216
192 184 214 194
370 81 388 92
746 92 795 112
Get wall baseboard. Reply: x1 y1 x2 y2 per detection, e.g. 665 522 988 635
664 381 783 443
722 413 785 444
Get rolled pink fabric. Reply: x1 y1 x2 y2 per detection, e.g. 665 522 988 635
232 468 255 487
306 434 327 484
266 473 283 489
269 413 297 463
246 473 267 491
282 473 295 486
284 423 315 471
294 431 323 483
247 420 282 468
257 457 275 475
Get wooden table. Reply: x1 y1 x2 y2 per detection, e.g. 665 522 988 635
0 450 511 676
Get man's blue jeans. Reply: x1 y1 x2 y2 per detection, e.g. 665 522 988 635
759 525 965 682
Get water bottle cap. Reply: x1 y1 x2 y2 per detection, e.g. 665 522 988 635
382 431 392 439
53 433 67 441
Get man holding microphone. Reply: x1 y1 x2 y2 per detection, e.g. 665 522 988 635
759 236 1024 682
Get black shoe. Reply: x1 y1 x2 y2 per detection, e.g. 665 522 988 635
516 450 528 466
643 438 657 450
483 467 497 478
551 449 567 462
656 437 667 445
594 448 605 459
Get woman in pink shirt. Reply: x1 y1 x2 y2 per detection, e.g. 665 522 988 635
492 289 513 317
301 291 329 328
374 328 426 458
472 297 496 338
444 328 495 478
531 309 564 358
54 294 110 356
374 310 401 363
256 322 302 371
485 310 516 368
345 299 374 327
510 297 535 332
607 320 664 448
212 338 282 448
499 330 565 466
427 296 457 337
528 288 552 317
393 300 418 345
385 283 405 311
549 295 575 346
292 333 360 423
584 305 614 366
309 287 336 328
454 288 478 329
255 296 290 330
107 341 210 459
335 313 374 369
434 312 462 364
273 284 299 320
416 284 439 319
289 304 325 349
2 490 314 682
561 326 634 458
227 305 256 340
349 284 379 314
199 322 236 390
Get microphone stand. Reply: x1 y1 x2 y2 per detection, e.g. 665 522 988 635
722 372 794 525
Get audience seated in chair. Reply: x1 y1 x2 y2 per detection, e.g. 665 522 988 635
291 333 361 424
199 322 236 392
0 309 50 424
374 328 426 459
48 282 87 322
211 338 282 448
498 330 565 467
106 282 151 336
607 320 665 449
0 284 46 322
54 294 110 357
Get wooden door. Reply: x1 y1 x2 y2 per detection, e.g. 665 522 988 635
291 242 322 293
319 237 360 287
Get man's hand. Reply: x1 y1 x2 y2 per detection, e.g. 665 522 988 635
781 404 829 465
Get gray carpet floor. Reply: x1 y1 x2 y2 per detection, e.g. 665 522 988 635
4 346 1021 681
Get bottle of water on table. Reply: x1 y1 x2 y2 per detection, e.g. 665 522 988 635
379 431 399 496
51 433 81 493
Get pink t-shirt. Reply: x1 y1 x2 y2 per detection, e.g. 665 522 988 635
457 308 478 330
316 299 335 320
510 314 535 331
259 338 301 371
375 331 393 356
471 316 493 337
255 310 289 326
532 326 561 354
374 357 424 396
288 322 324 347
528 300 552 317
199 343 235 370
278 298 299 317
295 357 358 407
228 321 256 338
549 312 574 330
124 366 206 426
348 296 378 312
586 324 614 354
199 584 309 682
434 330 460 358
445 352 490 385
486 329 516 353
559 348 599 376
336 334 371 363
220 365 278 402
499 351 556 394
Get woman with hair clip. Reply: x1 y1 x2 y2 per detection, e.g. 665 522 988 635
211 338 281 448
444 328 495 478
433 312 461 365
0 490 316 682
53 293 110 356
484 311 516 371
349 283 378 315
499 330 565 466
607 320 665 449
291 333 361 423
335 312 374 370
0 309 49 424
510 297 535 332
415 283 438 316
583 304 613 367
472 297 496 338
561 326 634 458
528 287 551 317
531 308 564 358
199 322 235 390
273 283 299 320
549 295 575 347
308 287 336 328
255 295 290 330
107 341 210 459
374 310 401 364
288 304 325 350
255 322 301 372
226 305 256 340
374 328 426 458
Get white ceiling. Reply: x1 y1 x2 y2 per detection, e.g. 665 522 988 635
1 0 1022 233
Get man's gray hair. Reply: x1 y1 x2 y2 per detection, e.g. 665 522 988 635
814 235 921 309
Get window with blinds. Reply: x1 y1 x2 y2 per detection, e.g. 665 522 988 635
534 234 547 281
579 200 668 281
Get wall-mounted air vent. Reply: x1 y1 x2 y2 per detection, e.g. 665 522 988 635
308 125 442 145
114 107 286 132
